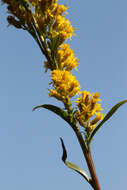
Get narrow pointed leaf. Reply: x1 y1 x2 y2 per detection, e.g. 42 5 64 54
32 104 72 125
60 138 93 187
89 100 127 143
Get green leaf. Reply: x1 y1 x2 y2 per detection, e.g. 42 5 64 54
89 100 127 144
32 104 73 125
60 138 93 188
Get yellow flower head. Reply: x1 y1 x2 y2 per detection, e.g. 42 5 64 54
91 112 104 125
50 70 80 98
49 89 64 101
57 44 79 71
75 91 103 129
53 4 67 15
53 15 74 41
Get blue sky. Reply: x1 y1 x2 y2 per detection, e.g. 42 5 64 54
0 0 127 190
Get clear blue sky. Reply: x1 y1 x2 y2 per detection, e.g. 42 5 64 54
0 0 127 190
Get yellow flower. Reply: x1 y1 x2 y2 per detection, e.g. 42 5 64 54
53 4 67 15
93 92 100 100
53 15 74 40
76 91 91 110
49 89 64 101
50 70 80 98
75 91 103 129
57 44 79 71
85 112 104 132
91 112 104 125
26 0 57 8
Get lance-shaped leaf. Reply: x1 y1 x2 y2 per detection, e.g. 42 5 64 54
60 138 94 188
88 100 127 144
32 104 73 126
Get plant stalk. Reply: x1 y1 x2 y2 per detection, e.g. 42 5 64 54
72 124 101 190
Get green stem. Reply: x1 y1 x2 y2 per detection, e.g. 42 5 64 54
31 16 53 66
28 28 46 56
24 5 53 67
71 124 101 190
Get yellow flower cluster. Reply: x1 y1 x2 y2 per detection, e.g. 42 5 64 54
57 44 79 71
49 70 80 101
52 15 74 41
44 43 79 71
75 91 103 131
2 0 74 42
25 0 74 41
2 0 103 132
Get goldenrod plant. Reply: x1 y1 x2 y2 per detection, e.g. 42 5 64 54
1 0 127 190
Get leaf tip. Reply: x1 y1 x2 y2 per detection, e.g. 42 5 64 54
60 137 67 163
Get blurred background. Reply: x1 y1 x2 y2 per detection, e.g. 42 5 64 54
0 0 127 189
